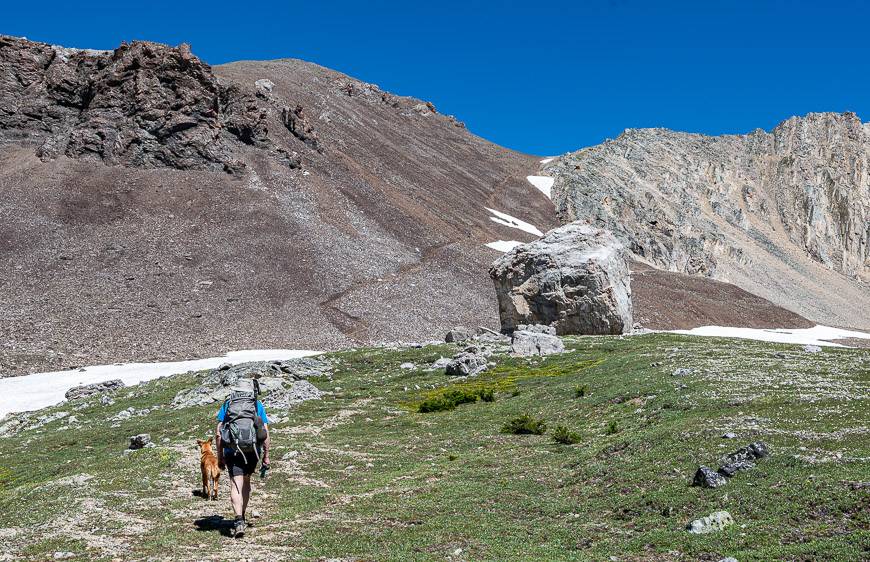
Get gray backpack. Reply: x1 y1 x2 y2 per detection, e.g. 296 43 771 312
220 387 262 459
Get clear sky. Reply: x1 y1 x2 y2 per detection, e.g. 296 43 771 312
4 1 868 155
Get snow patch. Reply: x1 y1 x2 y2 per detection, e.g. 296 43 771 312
527 175 554 199
668 325 870 348
485 240 524 253
0 349 320 417
485 207 543 236
540 157 556 164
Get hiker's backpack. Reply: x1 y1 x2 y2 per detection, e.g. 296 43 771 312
220 387 260 456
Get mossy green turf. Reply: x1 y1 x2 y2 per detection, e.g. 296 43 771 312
1 334 868 561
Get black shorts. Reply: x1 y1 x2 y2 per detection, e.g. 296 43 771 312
224 450 259 477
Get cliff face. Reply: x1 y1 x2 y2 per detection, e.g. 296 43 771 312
0 36 304 173
549 112 870 329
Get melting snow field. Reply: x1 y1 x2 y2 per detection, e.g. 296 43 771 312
526 175 555 199
669 325 870 348
540 157 556 164
486 207 543 236
485 240 523 253
0 349 320 417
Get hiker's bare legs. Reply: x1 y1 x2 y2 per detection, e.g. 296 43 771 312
241 476 251 515
230 474 246 517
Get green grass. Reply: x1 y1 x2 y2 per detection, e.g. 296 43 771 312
1 334 869 560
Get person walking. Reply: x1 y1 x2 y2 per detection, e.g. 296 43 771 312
215 380 271 538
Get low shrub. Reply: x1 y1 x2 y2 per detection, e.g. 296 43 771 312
574 384 590 398
605 420 620 435
502 413 547 435
418 387 496 413
552 425 581 445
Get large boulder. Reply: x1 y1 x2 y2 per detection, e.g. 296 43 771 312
488 223 632 335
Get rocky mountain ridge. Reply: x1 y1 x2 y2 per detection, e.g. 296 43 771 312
0 36 317 173
547 112 870 329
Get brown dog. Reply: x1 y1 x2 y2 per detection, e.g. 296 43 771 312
197 438 221 500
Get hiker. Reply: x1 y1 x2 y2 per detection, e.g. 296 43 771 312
215 380 271 538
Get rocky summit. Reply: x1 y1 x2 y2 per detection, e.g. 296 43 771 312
0 36 303 173
545 112 870 330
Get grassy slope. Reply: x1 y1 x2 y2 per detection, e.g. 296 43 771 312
0 334 868 561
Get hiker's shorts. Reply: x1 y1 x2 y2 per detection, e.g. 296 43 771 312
224 450 258 477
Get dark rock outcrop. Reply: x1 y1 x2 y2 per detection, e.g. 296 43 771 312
0 36 311 174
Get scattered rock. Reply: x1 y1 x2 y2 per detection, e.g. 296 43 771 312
172 358 331 408
99 395 115 406
64 379 125 401
445 352 488 377
686 510 733 534
718 460 755 477
445 327 474 343
430 357 451 370
718 441 770 478
265 380 324 410
693 466 727 488
399 362 416 370
722 432 737 439
52 552 76 560
803 344 822 353
488 223 632 335
511 324 565 356
128 434 151 450
672 368 692 377
773 351 787 359
719 557 739 562
254 79 274 95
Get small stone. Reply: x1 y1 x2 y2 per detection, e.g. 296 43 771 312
693 466 727 488
445 352 488 377
53 552 76 560
719 558 739 562
718 460 755 477
511 327 565 356
803 344 822 353
431 357 451 369
399 362 416 370
686 510 734 533
128 433 151 450
445 327 474 343
722 432 737 439
672 368 692 377
251 510 262 518
254 79 274 96
773 351 787 359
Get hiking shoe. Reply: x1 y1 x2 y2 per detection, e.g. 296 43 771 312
233 518 247 538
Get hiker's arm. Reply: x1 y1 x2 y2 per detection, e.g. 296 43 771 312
262 424 271 465
215 422 224 469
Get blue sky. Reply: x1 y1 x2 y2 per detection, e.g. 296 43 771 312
5 1 868 155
